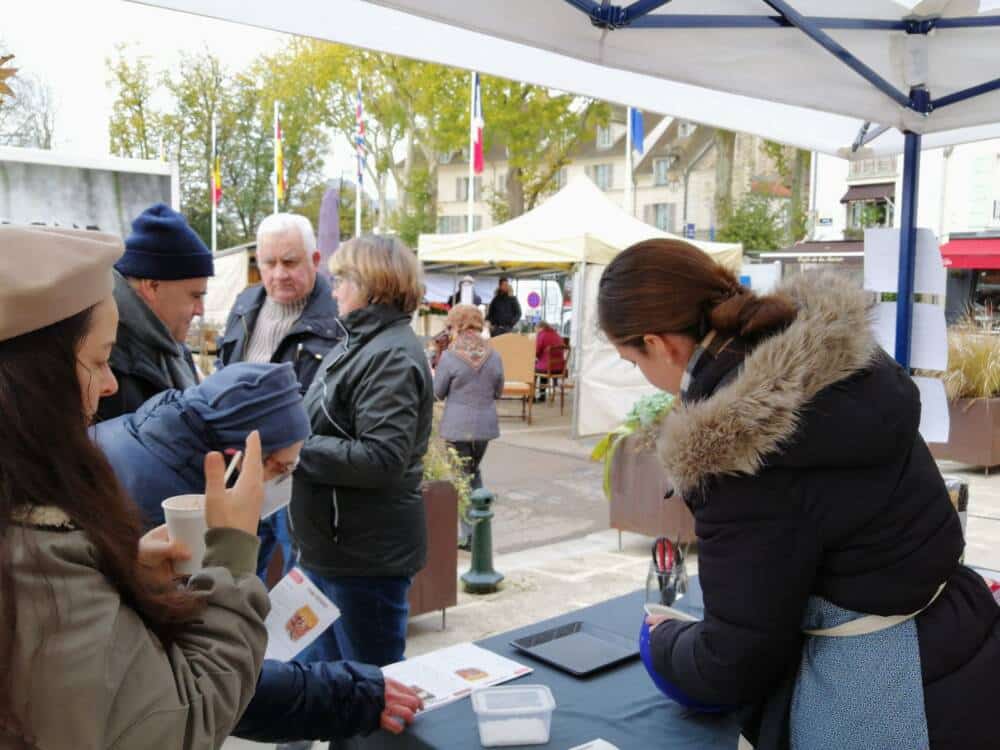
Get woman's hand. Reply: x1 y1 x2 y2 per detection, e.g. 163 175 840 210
204 430 264 534
138 524 191 586
645 614 671 632
379 677 424 734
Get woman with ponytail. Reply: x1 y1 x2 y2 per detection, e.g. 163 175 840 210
599 239 999 749
0 226 268 749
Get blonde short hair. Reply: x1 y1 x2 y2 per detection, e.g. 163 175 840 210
447 304 484 332
329 235 424 314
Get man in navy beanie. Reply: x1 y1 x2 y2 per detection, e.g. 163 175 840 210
98 203 215 421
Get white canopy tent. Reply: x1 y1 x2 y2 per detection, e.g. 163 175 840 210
132 0 1000 410
130 0 1000 156
419 177 742 436
419 176 741 269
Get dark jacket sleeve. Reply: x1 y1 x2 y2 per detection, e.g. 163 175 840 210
233 659 385 743
649 472 820 707
215 306 240 371
298 347 424 490
512 297 522 325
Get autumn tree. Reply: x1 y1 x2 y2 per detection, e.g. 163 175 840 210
107 47 332 248
0 49 55 148
482 78 607 218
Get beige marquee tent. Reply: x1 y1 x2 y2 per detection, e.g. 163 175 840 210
418 177 742 437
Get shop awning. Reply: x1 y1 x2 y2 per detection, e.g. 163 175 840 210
940 237 1000 270
840 182 895 204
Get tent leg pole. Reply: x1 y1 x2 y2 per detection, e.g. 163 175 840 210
894 131 921 369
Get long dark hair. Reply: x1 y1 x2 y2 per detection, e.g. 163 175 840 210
0 306 203 744
598 238 797 346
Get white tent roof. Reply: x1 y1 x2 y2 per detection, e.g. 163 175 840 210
131 0 1000 156
418 177 742 270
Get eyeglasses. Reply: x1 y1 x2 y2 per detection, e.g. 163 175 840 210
331 274 356 291
267 457 300 481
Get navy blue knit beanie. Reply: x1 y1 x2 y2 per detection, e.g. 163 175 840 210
116 203 214 280
184 362 309 455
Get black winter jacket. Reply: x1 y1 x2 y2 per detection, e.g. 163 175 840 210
485 291 521 333
651 272 1000 750
290 304 433 578
216 275 341 392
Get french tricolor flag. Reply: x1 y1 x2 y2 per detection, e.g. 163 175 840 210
471 72 484 175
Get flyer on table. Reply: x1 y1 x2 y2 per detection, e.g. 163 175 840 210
383 642 533 711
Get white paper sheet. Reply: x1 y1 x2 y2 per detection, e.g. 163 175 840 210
264 568 341 662
864 228 946 297
382 642 533 712
872 302 948 371
914 376 951 445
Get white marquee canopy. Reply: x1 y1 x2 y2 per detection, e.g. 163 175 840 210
131 0 1000 156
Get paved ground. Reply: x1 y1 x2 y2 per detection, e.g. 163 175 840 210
225 417 1000 749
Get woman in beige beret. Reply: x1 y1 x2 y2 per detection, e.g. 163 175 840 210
0 226 269 749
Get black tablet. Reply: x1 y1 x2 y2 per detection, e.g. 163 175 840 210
509 620 638 677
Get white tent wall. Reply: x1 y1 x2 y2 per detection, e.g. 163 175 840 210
574 261 661 437
203 249 249 327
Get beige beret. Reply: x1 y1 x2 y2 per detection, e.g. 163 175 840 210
0 225 124 342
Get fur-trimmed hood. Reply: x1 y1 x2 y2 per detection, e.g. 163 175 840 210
659 272 883 496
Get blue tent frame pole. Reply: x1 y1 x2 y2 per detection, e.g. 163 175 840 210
894 131 922 368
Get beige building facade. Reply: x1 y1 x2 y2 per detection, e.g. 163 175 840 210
433 108 786 242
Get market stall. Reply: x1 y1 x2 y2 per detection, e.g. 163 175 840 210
418 177 742 437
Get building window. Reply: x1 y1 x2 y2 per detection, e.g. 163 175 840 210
437 215 482 233
456 176 482 202
496 172 507 191
846 200 892 232
587 163 614 191
678 121 696 138
653 158 672 186
645 203 676 232
596 125 613 150
994 199 1000 224
554 167 569 189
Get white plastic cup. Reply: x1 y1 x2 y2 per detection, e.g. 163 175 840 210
161 494 207 576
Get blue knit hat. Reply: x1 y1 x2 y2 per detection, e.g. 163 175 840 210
116 203 214 280
184 363 309 455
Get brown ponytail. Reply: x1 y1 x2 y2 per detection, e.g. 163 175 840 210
598 238 797 346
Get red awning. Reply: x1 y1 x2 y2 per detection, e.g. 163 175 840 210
940 238 1000 270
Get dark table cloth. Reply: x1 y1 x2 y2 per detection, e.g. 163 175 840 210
349 579 743 749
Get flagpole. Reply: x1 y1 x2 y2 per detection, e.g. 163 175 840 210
626 107 634 218
273 101 279 214
211 113 217 252
355 79 362 239
468 72 476 233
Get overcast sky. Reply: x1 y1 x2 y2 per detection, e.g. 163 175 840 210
3 0 362 186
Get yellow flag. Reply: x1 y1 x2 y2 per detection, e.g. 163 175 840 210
275 119 285 201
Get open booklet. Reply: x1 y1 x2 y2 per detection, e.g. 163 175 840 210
382 642 533 712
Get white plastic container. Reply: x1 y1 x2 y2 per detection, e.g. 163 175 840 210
471 684 555 747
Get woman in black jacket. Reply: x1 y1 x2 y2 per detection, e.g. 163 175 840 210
290 235 433 670
598 239 1000 749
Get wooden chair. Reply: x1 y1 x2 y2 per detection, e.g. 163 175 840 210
534 344 571 415
491 333 536 425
